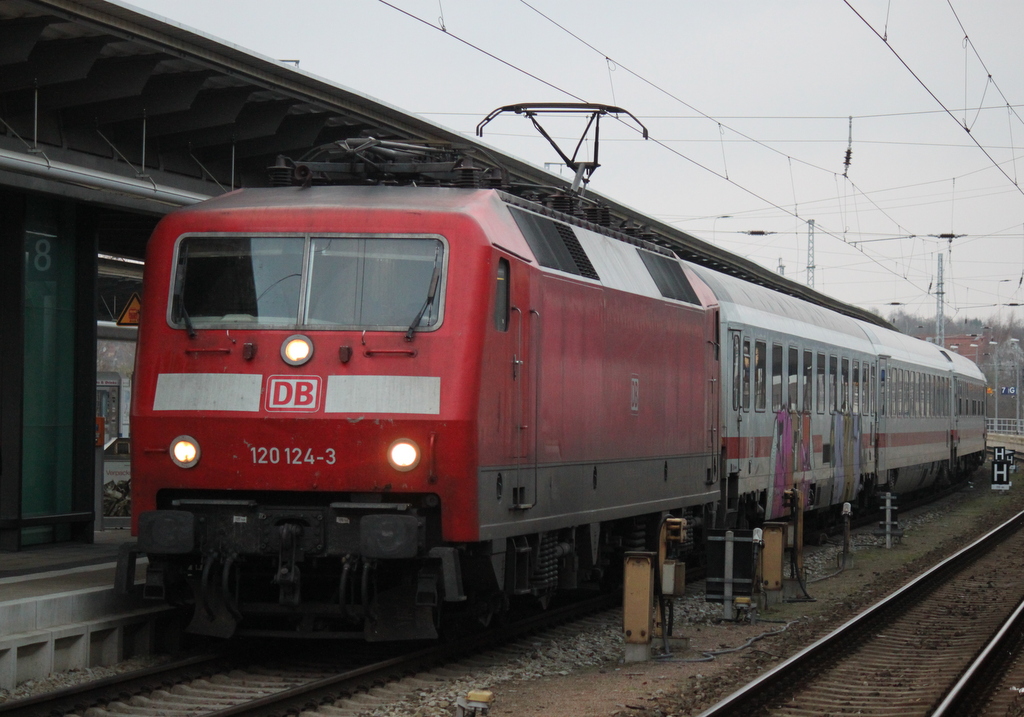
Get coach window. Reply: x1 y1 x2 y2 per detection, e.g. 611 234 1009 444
897 369 904 416
909 368 917 413
923 374 929 416
914 373 919 415
755 340 767 411
788 346 799 411
803 350 813 413
816 352 825 414
743 339 752 411
907 371 912 417
922 374 926 416
829 355 838 413
909 372 917 417
871 363 877 415
921 372 929 417
928 374 933 417
907 372 913 417
494 258 510 331
890 369 895 416
731 333 741 411
920 372 925 416
901 369 908 417
894 369 900 416
772 343 784 412
852 360 861 414
910 371 915 416
892 369 898 416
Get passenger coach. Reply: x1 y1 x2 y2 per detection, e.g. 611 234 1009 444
698 265 987 531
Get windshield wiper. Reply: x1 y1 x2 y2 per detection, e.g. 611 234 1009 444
180 304 196 339
405 263 441 342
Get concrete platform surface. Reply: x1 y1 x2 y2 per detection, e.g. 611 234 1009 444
0 529 132 579
0 530 170 691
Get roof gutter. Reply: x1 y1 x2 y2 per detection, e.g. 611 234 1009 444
0 147 211 208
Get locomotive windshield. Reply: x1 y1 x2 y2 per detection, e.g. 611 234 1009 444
171 235 445 331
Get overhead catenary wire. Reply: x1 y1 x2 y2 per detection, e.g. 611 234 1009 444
422 103 1024 122
376 0 586 103
946 0 1024 133
842 0 1024 197
512 0 974 306
378 0 1003 315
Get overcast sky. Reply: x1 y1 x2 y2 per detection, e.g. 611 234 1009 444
127 0 1024 326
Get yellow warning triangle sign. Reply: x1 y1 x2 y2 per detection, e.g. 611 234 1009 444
116 293 142 326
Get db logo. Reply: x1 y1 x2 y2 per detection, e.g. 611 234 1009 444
265 375 321 412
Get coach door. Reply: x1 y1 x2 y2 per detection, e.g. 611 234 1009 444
509 263 538 510
876 356 890 474
726 329 744 477
707 310 721 483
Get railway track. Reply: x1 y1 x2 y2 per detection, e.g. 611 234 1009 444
698 506 1024 717
0 592 619 717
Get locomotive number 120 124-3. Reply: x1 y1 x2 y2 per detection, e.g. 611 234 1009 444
250 446 337 465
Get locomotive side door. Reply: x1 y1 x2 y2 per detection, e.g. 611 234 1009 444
509 261 538 509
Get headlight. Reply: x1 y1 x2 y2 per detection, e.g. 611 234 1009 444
388 439 420 471
281 334 313 366
170 435 201 468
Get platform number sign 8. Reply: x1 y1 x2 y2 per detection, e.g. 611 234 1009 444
33 238 52 272
26 231 58 278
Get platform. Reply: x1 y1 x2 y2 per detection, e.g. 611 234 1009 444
0 530 173 692
989 434 1024 457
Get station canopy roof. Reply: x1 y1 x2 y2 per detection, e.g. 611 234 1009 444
0 0 890 328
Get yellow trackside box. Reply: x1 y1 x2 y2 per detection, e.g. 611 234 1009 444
623 551 655 644
761 522 786 592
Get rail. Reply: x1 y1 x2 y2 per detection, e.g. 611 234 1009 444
932 592 1024 715
0 592 619 717
697 507 1024 716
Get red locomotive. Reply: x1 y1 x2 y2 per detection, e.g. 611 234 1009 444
120 144 986 639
